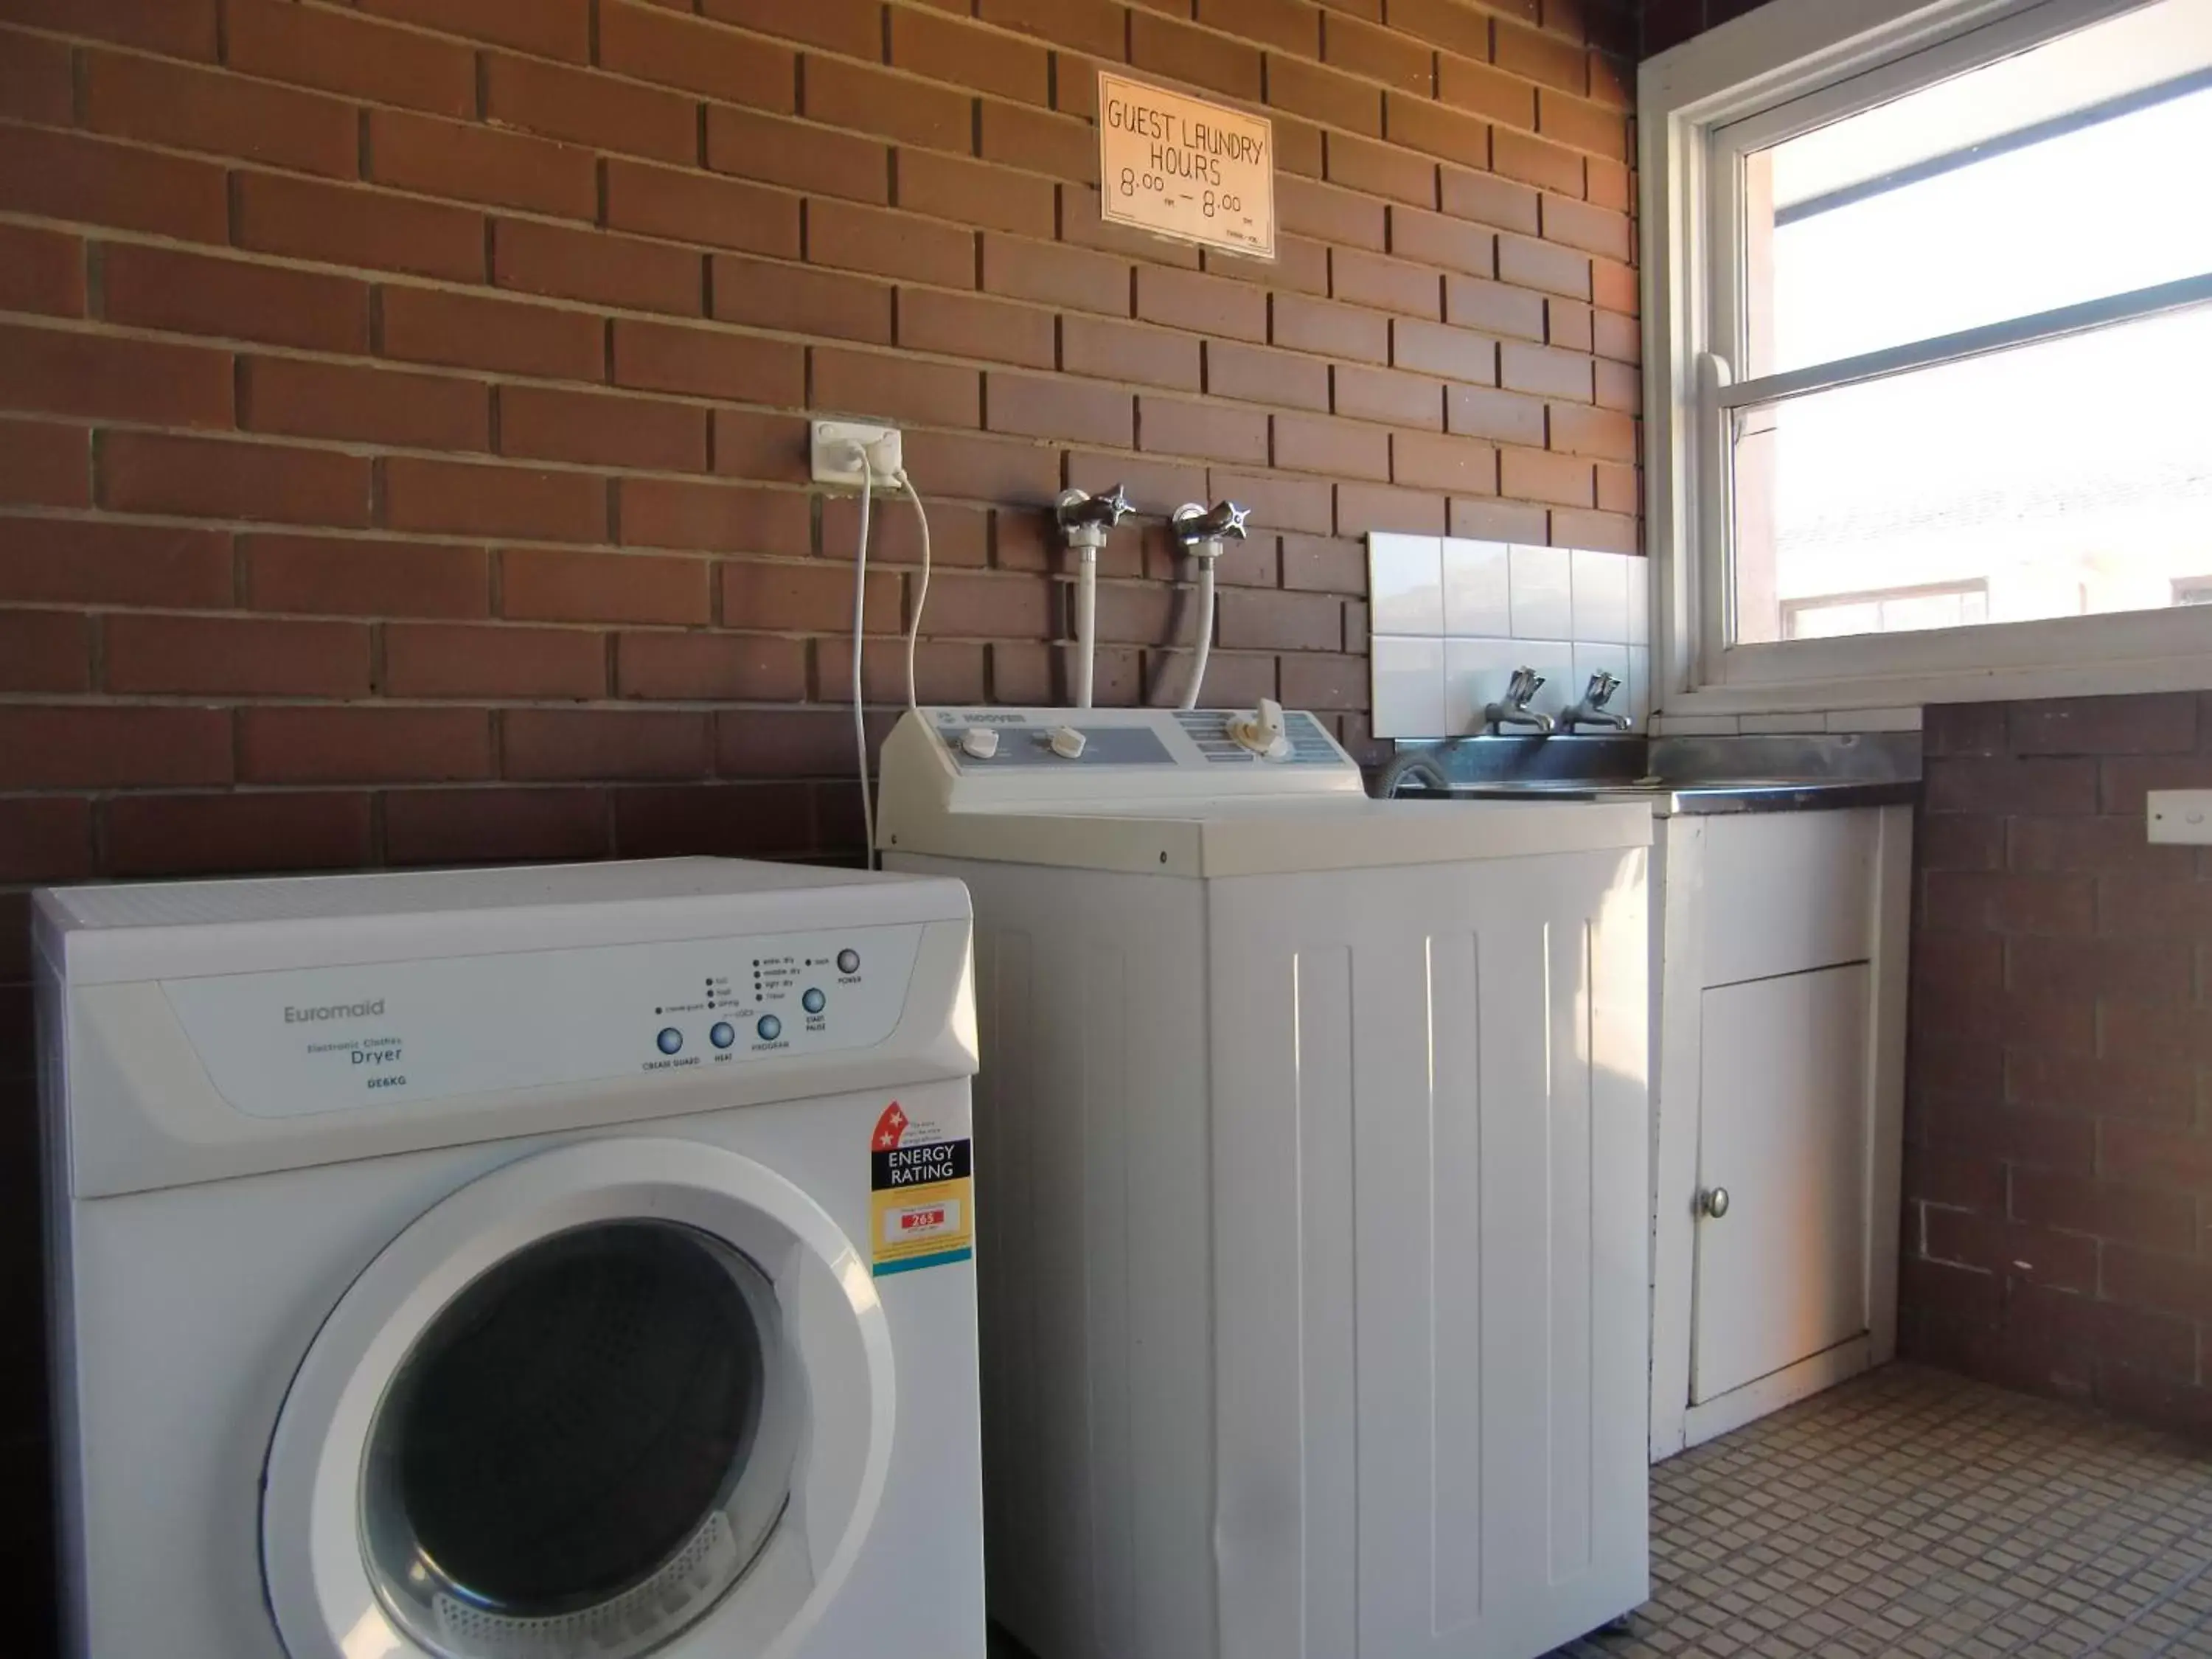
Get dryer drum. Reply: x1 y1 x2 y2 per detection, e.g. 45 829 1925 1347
358 1218 785 1658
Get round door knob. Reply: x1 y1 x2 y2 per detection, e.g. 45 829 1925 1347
1698 1186 1731 1220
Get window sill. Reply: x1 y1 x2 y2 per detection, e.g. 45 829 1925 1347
1655 647 2212 723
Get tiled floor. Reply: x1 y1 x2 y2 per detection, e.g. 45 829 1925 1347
991 1363 2212 1658
1562 1364 2212 1659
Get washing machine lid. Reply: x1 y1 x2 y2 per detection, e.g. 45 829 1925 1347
262 1137 896 1659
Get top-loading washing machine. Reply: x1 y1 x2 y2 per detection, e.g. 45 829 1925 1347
878 703 1654 1659
35 857 984 1659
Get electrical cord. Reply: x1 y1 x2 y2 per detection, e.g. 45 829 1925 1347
848 446 934 871
847 459 876 869
897 469 930 712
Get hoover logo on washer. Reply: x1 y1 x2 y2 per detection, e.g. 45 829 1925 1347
868 1100 973 1278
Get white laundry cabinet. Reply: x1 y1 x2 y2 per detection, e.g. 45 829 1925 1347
1647 807 1914 1459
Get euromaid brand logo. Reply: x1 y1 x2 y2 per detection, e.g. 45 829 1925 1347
284 998 385 1024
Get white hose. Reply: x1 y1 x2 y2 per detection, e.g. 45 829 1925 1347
1074 548 1098 709
849 466 875 867
897 470 930 711
1179 557 1216 711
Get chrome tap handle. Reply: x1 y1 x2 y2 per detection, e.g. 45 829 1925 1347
1056 483 1134 532
1507 666 1545 707
1583 670 1621 709
1170 500 1251 548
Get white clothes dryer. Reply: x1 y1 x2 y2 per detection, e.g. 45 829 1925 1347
35 858 984 1659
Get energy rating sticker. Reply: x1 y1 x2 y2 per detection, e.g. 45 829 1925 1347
869 1099 973 1278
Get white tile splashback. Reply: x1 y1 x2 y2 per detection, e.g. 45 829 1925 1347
1441 536 1511 636
1368 533 1445 636
1371 636 1446 739
1571 548 1630 644
1367 534 1651 737
1507 543 1574 639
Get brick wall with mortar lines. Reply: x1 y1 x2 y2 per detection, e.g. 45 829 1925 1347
0 0 1636 1629
1906 695 2212 1439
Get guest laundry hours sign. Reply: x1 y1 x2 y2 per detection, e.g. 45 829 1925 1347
1096 71 1275 259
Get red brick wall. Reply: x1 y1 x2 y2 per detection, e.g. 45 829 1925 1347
1905 695 2212 1436
0 0 1635 1634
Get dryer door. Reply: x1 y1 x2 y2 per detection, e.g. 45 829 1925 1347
262 1136 896 1659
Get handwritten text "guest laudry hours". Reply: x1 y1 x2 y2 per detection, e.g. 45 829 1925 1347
1102 91 1267 187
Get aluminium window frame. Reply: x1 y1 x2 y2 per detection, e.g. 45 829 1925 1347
1640 0 2212 717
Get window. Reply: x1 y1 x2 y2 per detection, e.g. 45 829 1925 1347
1644 0 2212 712
1782 580 1989 640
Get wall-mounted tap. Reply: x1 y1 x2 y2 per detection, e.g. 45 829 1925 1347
1559 670 1632 734
1169 500 1250 710
1055 484 1135 709
1169 500 1251 554
1483 666 1556 735
1055 483 1133 549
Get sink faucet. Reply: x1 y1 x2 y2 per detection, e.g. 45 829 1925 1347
1559 670 1632 734
1483 667 1555 735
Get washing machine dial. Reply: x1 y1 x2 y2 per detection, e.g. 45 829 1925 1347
960 726 1000 759
1228 698 1292 759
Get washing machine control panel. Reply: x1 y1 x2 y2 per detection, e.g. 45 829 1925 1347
161 922 925 1119
930 706 1346 771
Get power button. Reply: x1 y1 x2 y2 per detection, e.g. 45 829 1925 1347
836 948 860 975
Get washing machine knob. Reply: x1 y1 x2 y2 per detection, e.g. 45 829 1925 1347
837 947 861 974
1229 698 1291 759
1049 725 1087 759
960 726 1000 759
656 1027 683 1055
756 1014 783 1042
802 988 827 1015
709 1021 737 1049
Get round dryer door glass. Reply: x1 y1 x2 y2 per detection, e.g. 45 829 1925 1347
358 1219 802 1659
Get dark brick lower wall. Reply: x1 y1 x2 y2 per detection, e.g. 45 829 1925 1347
1903 694 2212 1436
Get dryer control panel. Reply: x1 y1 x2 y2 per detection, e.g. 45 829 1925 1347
161 922 924 1118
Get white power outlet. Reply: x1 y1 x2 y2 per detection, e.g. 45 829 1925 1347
2147 790 2212 844
810 420 902 490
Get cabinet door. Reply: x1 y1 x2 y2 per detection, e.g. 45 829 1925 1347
1691 964 1870 1404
